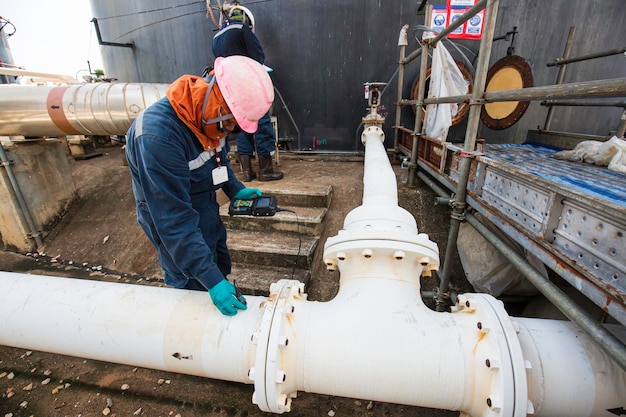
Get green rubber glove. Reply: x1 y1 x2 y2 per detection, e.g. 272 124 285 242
208 279 247 316
234 188 262 200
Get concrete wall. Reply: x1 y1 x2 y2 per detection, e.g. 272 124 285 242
0 140 77 251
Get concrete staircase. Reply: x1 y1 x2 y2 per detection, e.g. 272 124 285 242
220 182 332 296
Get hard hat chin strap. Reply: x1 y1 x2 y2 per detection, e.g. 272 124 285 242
201 74 234 126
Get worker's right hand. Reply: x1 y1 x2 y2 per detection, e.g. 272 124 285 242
208 279 248 316
234 188 262 200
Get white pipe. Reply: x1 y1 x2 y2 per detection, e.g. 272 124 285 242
0 126 624 416
285 274 477 411
0 273 261 383
0 67 77 82
0 82 169 137
515 317 626 417
330 126 439 275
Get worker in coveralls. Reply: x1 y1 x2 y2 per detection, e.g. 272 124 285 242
125 56 274 316
212 4 283 182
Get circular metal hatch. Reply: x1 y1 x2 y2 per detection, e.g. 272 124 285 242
410 60 474 126
480 55 533 130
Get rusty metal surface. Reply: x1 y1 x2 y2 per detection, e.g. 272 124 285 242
477 143 626 212
417 142 626 326
468 198 626 324
480 55 533 130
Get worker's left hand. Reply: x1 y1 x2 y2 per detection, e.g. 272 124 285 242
234 188 262 200
208 279 248 316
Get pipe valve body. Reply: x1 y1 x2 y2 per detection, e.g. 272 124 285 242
362 82 387 127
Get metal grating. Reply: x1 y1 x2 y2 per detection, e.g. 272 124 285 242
553 200 625 293
481 167 552 237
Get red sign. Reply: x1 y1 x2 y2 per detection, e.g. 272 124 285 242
429 0 484 40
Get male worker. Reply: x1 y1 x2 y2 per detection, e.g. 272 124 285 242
125 56 274 316
212 5 283 182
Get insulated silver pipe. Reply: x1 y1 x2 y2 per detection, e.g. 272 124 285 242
0 67 77 83
0 83 169 138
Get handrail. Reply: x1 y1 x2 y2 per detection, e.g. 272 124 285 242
91 18 134 48
548 46 626 67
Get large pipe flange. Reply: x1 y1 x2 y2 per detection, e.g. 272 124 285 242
323 233 439 278
452 293 529 417
250 279 307 413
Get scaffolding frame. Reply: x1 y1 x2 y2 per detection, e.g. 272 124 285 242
392 0 626 371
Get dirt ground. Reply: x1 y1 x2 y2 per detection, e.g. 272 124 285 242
0 142 468 417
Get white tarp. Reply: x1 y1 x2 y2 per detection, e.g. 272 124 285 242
423 40 469 140
553 136 626 174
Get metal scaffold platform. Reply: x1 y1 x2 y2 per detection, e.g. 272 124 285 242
415 139 626 325
392 0 626 370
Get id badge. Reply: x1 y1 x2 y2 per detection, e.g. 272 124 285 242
212 166 228 185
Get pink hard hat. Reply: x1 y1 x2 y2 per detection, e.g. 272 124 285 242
214 56 274 133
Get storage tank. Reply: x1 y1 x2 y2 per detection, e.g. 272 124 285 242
0 16 17 84
88 0 423 151
89 0 626 150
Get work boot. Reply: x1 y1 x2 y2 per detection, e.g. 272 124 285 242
239 155 256 182
258 155 284 181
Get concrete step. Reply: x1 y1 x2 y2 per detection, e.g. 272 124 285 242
223 179 331 294
227 229 318 269
220 204 327 236
230 262 311 297
256 183 333 208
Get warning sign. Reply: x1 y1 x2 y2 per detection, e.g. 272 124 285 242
429 0 484 40
448 7 467 37
449 0 475 6
431 6 448 33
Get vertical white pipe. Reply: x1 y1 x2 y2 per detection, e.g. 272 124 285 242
361 126 399 207
342 126 420 235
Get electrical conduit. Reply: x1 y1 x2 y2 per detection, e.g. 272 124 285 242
0 126 624 416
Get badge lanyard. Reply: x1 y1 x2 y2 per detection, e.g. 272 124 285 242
212 148 228 185
201 74 230 185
